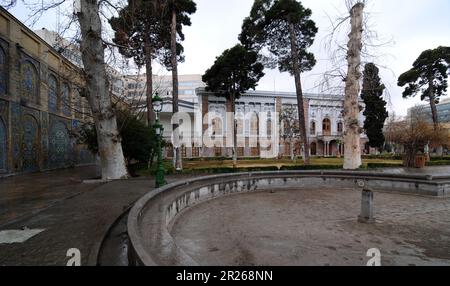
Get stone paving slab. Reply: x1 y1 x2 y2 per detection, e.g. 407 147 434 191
0 179 154 266
0 166 102 227
171 188 450 266
0 166 196 266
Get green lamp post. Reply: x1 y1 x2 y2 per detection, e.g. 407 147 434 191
152 93 166 188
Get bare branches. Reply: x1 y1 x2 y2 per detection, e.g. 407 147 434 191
320 0 394 99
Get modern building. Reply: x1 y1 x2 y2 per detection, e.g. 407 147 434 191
0 7 95 176
123 73 205 108
407 98 450 124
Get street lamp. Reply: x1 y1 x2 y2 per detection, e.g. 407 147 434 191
152 93 166 188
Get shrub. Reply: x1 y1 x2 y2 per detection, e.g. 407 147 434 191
75 111 156 166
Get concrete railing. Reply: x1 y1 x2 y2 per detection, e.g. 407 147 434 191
127 170 450 266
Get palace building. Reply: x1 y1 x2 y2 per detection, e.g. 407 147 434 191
156 88 370 159
0 7 95 176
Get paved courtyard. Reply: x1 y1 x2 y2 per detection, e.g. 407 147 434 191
171 188 450 266
0 166 449 266
0 166 192 266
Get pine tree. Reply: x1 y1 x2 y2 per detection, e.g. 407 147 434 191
110 0 185 126
398 46 450 129
240 0 318 165
167 0 197 171
203 44 265 166
361 63 388 150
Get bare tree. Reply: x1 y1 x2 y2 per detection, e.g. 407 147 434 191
342 2 364 169
320 0 394 169
76 0 128 179
385 107 447 168
280 105 301 161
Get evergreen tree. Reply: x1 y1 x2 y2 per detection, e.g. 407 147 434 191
166 0 197 171
202 44 265 165
240 0 318 164
398 46 450 128
361 63 388 150
110 0 184 126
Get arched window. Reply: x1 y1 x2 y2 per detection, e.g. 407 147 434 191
0 47 6 95
310 121 316 135
20 60 39 100
212 117 223 136
48 75 58 113
310 142 317 156
0 117 6 171
250 113 258 136
267 119 272 138
61 83 71 117
323 118 331 135
337 122 343 134
74 88 83 120
236 116 244 136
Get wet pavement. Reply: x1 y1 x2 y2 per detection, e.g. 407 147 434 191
0 166 194 266
0 166 102 228
0 165 449 266
172 188 450 266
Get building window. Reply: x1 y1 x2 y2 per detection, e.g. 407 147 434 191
267 119 272 138
236 117 244 136
310 142 317 156
337 122 343 134
250 113 258 136
0 117 6 171
20 60 39 100
0 47 6 95
310 121 316 135
48 75 58 113
323 118 331 135
212 117 223 136
61 83 71 117
74 88 83 120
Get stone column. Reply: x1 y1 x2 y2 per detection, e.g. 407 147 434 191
358 189 375 224
201 95 209 158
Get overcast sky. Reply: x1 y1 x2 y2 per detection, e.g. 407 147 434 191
7 0 450 116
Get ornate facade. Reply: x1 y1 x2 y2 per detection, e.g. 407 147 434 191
159 88 370 159
0 7 94 176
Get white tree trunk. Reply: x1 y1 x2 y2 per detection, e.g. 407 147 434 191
343 3 364 170
77 0 128 180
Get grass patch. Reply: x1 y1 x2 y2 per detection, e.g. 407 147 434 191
135 157 409 176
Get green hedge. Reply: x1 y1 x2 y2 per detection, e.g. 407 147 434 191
280 165 343 171
362 154 404 160
429 156 450 162
426 161 450 166
366 163 404 169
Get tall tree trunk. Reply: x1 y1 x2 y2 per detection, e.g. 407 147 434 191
343 3 364 170
288 22 310 165
171 9 182 171
144 36 155 126
231 94 237 167
428 80 439 129
77 0 128 180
